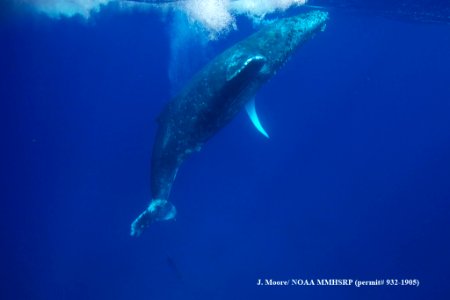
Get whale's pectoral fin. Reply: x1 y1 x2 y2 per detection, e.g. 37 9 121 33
130 199 176 237
245 98 270 139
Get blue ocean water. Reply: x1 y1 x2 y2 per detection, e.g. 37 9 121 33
1 3 450 300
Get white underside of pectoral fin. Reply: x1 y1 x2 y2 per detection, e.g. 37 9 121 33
245 98 270 139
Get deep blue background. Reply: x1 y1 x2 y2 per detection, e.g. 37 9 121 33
1 4 450 300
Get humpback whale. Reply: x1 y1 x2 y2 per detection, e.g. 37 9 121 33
130 11 328 236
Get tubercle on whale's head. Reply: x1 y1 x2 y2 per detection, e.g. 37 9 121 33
255 10 329 71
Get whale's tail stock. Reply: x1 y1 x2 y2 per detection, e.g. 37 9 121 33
130 199 177 237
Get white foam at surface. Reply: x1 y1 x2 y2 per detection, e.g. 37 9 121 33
22 0 111 18
231 0 307 18
182 0 235 38
21 0 308 34
19 0 308 94
178 0 307 37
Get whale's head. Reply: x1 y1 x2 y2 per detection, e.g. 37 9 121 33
247 10 329 76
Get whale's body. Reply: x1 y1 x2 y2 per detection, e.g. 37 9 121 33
131 11 328 236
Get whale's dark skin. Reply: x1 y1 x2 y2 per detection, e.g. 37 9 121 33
131 11 328 236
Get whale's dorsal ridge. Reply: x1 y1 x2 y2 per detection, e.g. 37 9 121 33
226 54 266 83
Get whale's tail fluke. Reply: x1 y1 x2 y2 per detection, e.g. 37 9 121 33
130 199 177 237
